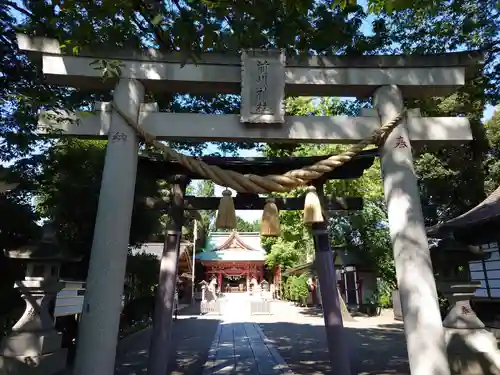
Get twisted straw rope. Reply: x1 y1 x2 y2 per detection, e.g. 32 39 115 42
111 103 406 194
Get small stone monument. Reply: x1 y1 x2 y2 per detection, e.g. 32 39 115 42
260 280 270 299
248 277 258 295
0 223 81 375
430 237 500 375
270 284 275 300
207 277 217 301
199 280 209 302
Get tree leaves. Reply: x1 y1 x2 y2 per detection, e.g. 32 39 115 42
151 14 164 26
262 97 394 292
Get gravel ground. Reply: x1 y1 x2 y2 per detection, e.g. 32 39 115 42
255 302 410 375
62 297 500 375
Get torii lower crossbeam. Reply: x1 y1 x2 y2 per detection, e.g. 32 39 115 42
147 196 363 211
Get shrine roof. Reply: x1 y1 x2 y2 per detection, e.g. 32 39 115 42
282 249 371 276
426 185 500 243
132 241 192 259
138 149 377 181
196 231 266 262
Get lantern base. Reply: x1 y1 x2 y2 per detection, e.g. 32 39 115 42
0 349 67 375
438 281 500 375
0 330 67 375
1 330 62 357
444 328 500 375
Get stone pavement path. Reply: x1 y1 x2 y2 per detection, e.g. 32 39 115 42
202 294 292 375
202 322 292 375
114 297 410 375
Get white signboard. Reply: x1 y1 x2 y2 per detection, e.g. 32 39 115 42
240 49 285 124
54 281 86 317
469 242 500 298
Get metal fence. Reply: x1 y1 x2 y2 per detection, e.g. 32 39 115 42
250 299 272 315
200 299 223 315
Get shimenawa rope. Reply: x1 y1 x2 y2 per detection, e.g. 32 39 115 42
111 103 406 194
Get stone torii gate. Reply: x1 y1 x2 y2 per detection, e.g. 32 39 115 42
17 34 483 375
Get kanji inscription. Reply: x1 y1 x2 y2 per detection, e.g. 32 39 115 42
241 49 285 124
395 136 409 149
461 305 471 315
111 132 127 142
255 60 270 113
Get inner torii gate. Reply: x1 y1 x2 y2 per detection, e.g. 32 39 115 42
17 34 483 375
142 151 373 375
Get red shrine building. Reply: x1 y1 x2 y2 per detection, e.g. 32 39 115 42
196 231 267 293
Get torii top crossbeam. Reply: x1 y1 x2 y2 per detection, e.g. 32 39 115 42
18 34 483 98
21 33 482 145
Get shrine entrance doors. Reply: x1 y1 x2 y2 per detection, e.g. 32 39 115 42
223 275 246 293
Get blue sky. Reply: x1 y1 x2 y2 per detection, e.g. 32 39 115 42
6 1 498 222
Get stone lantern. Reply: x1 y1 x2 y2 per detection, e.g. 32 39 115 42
0 224 81 375
430 237 500 375
199 280 209 302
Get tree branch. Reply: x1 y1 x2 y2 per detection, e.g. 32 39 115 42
5 1 35 21
136 0 175 51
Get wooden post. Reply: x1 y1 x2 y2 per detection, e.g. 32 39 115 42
191 218 198 305
311 182 351 375
147 175 188 375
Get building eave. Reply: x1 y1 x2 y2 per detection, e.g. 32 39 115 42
427 185 500 239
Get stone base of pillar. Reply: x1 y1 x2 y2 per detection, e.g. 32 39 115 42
0 331 67 375
440 288 500 375
444 328 500 375
443 300 485 329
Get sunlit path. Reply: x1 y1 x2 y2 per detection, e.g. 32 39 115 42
201 293 293 375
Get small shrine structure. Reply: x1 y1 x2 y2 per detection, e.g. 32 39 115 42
427 186 500 336
196 231 266 293
132 240 194 300
282 248 376 309
0 167 18 193
427 186 500 301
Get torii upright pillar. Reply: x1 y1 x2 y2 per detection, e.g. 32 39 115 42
74 78 145 375
148 175 188 375
312 182 352 375
375 85 450 375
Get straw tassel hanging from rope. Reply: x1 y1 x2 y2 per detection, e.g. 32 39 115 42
303 186 324 224
215 189 237 229
260 198 280 237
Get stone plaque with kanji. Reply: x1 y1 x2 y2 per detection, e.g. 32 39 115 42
240 49 285 124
